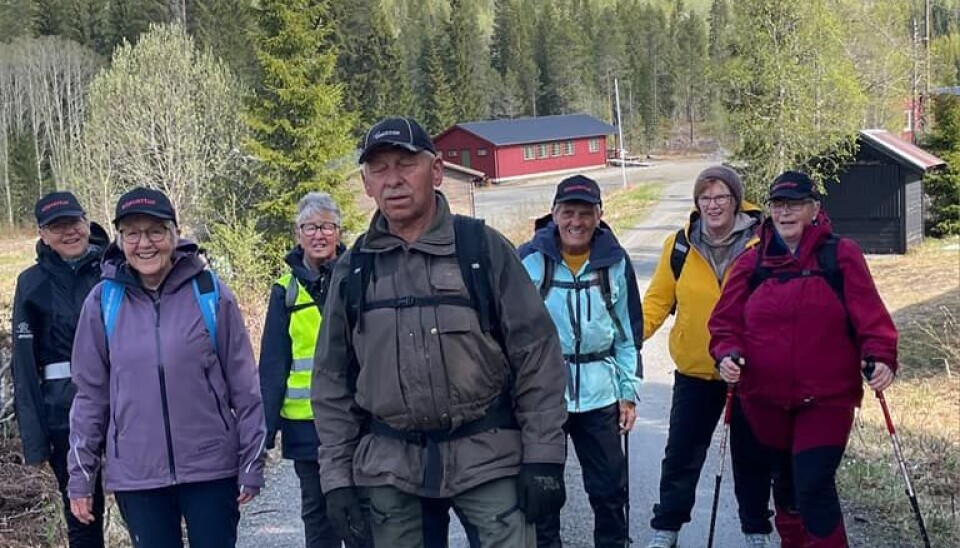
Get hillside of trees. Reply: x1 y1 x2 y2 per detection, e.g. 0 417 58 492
0 0 957 238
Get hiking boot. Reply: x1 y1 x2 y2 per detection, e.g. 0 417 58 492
744 533 771 547
645 529 679 548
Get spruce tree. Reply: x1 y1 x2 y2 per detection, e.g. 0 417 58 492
244 0 357 246
418 29 457 134
447 0 487 121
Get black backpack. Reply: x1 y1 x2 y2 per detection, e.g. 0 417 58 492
344 215 500 343
747 233 844 304
537 256 627 343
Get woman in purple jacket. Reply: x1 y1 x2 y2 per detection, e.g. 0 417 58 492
67 187 266 548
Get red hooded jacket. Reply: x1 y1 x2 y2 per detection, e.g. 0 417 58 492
709 211 898 408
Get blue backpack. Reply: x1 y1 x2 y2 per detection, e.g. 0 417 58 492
100 269 220 352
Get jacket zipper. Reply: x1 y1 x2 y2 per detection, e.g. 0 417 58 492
204 367 230 431
154 299 178 483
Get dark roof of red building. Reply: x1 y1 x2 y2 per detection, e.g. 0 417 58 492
860 129 945 172
438 114 617 146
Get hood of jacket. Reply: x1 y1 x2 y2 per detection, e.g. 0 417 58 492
284 242 345 284
756 209 834 267
519 217 625 270
36 221 109 274
100 238 206 292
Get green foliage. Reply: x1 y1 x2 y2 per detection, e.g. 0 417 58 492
721 0 865 199
331 0 415 135
447 0 488 121
204 199 275 303
244 0 358 257
921 94 960 237
0 0 35 40
417 28 457 134
81 23 245 231
187 0 260 86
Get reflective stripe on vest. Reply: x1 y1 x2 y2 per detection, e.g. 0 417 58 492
278 272 322 420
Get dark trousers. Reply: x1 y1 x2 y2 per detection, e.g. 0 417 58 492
115 476 240 548
294 460 353 548
537 403 627 548
421 497 481 548
49 430 105 548
743 400 854 548
650 372 774 534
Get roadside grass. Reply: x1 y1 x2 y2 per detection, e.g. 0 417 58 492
489 182 663 245
840 238 960 547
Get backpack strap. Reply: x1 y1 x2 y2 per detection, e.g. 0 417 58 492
597 267 627 342
285 275 319 313
539 255 556 300
670 228 689 280
192 269 220 351
100 280 126 346
453 215 495 334
817 234 844 304
345 235 372 333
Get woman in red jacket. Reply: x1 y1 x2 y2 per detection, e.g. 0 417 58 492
709 171 898 548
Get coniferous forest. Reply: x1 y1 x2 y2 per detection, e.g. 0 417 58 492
0 0 957 236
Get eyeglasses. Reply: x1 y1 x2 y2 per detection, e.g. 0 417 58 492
119 225 169 244
299 222 339 237
768 199 812 212
42 217 85 234
697 194 733 206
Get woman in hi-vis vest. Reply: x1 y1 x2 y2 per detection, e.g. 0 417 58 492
259 192 352 548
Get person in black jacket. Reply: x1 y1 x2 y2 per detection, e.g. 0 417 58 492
11 191 107 547
259 192 353 548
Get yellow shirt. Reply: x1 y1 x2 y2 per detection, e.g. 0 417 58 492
562 249 590 275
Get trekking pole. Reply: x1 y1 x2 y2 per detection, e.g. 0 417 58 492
624 430 632 546
863 360 932 548
707 353 741 548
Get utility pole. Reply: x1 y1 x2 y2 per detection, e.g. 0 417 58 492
615 78 627 190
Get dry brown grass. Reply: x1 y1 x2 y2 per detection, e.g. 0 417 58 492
841 238 960 547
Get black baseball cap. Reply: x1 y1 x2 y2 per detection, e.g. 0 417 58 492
358 117 436 164
553 175 602 207
35 191 85 226
769 171 819 200
113 187 177 225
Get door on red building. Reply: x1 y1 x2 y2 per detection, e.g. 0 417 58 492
460 149 471 169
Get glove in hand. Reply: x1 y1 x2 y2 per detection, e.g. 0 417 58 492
517 463 566 523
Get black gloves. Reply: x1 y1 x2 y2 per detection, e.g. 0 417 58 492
325 487 371 546
517 462 566 522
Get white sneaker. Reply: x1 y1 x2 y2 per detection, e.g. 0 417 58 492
744 533 771 547
646 529 679 548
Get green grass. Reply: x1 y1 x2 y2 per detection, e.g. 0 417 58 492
602 182 663 234
838 240 960 547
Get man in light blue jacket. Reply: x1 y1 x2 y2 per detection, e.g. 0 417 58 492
518 175 644 548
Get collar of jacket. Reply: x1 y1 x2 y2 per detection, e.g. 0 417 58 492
524 218 625 270
284 243 343 284
361 191 456 256
100 238 206 292
757 209 834 266
36 221 109 274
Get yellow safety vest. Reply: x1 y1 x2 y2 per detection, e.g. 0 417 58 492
278 272 322 420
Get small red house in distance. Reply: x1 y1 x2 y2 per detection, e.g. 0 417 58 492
433 114 617 183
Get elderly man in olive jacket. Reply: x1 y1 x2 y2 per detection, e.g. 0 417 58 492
311 117 569 548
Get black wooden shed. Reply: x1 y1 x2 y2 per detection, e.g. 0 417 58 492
820 130 945 254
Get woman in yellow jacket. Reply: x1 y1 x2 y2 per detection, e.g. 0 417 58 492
642 166 774 548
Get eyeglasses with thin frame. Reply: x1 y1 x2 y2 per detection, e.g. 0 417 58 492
119 225 170 244
299 222 339 237
767 199 812 213
42 217 86 234
697 194 733 206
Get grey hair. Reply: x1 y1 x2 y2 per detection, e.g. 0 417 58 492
296 192 341 226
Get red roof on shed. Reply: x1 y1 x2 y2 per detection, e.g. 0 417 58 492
860 129 945 172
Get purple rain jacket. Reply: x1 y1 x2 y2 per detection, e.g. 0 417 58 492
67 240 266 497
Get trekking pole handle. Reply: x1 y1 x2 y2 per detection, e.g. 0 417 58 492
863 357 876 381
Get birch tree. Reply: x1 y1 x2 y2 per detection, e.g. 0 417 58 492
81 23 245 232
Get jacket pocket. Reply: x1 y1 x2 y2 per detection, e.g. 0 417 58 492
40 378 74 431
203 366 230 432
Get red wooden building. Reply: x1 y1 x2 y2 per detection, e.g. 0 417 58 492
433 114 617 183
